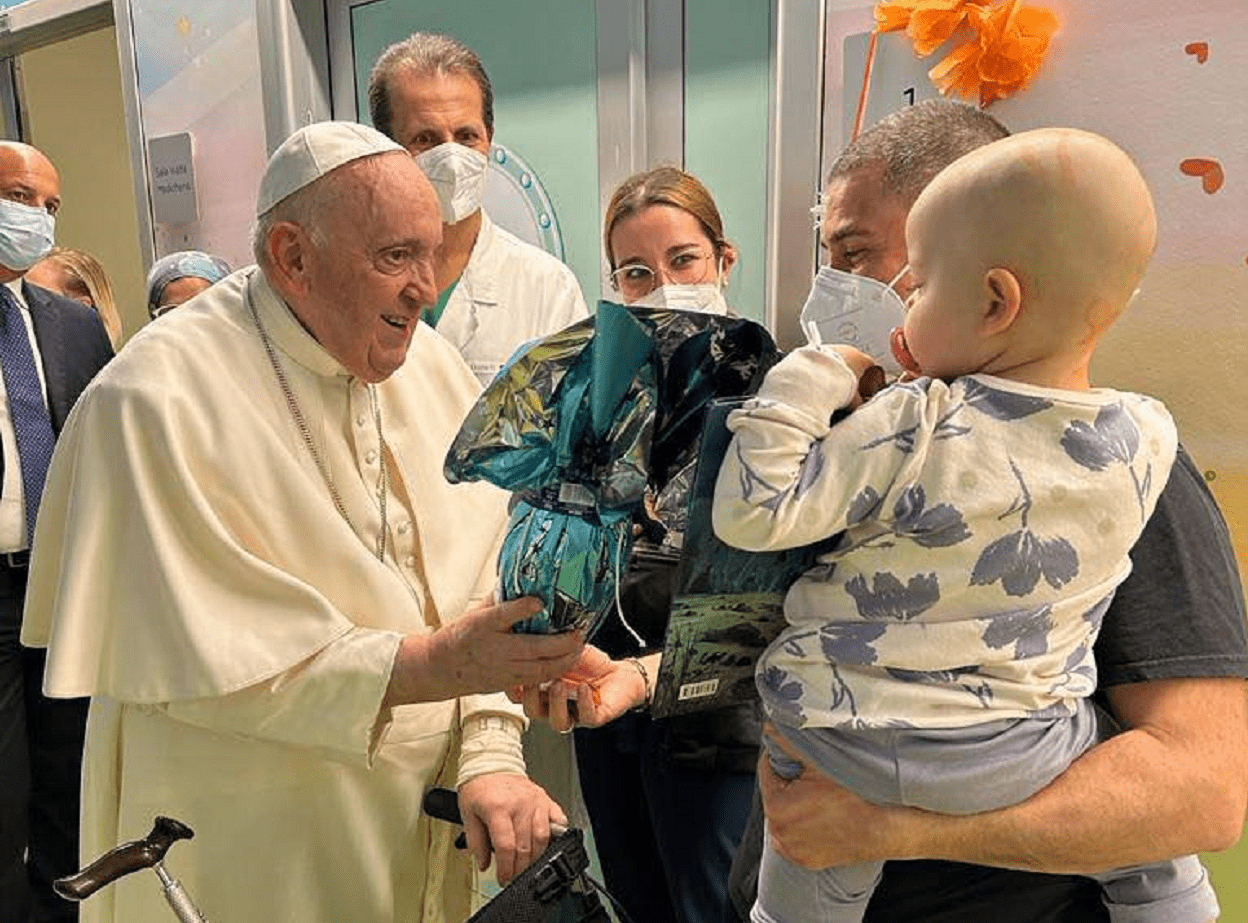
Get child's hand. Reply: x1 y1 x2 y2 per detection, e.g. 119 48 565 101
830 346 887 409
830 344 875 378
759 345 883 414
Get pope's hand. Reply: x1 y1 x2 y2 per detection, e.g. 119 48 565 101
458 772 567 883
509 645 649 732
385 597 585 705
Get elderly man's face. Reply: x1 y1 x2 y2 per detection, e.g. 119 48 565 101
0 143 60 281
819 162 912 296
387 71 491 157
294 153 441 382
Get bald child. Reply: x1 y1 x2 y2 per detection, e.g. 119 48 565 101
713 128 1218 923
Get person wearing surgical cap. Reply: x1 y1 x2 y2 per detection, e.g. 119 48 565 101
21 121 583 923
144 250 232 320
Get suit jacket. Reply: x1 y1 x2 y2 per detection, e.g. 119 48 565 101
0 280 113 488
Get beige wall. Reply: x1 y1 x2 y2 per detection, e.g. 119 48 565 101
18 25 147 346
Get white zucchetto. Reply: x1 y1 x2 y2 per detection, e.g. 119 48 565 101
255 121 405 217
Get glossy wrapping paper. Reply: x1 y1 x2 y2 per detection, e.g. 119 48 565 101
445 301 780 636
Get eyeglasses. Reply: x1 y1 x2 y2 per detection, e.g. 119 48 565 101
609 247 715 299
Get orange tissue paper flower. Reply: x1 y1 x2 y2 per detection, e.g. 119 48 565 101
924 0 1058 106
928 39 985 100
875 1 920 34
908 0 994 56
973 0 1059 104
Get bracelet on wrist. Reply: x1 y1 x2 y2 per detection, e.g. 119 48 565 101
626 656 652 709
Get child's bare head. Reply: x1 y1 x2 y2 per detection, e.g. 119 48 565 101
894 127 1156 387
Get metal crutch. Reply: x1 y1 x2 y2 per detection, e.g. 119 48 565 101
53 816 209 922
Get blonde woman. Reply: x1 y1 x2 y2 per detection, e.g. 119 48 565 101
27 246 122 348
527 166 760 923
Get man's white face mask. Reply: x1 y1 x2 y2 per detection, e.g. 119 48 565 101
0 198 55 272
414 142 488 224
799 265 907 374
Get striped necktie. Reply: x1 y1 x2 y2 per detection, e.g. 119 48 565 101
0 285 55 545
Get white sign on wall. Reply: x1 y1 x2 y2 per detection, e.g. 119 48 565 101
148 132 199 225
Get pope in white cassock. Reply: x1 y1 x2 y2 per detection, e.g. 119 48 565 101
20 121 585 923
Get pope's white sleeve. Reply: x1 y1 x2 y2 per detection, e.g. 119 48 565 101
457 702 527 786
457 546 529 784
157 626 402 768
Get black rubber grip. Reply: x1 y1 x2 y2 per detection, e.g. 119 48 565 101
422 787 464 827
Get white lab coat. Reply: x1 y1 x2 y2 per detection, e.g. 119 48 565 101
434 211 589 385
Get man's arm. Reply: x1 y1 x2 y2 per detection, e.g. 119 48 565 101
763 676 1247 872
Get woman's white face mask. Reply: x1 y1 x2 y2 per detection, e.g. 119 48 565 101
413 142 488 224
628 259 730 314
630 282 729 315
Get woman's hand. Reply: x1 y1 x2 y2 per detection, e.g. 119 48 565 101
508 645 651 731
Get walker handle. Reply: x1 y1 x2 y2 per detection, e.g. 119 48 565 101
53 816 195 901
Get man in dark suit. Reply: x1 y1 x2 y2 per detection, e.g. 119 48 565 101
0 140 113 923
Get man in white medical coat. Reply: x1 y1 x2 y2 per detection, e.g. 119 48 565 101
368 31 589 385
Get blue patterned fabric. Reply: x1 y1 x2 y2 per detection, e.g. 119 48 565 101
0 286 55 543
714 349 1178 731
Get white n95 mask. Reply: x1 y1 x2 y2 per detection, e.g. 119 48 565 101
414 143 488 224
631 282 729 315
799 265 906 374
0 199 55 272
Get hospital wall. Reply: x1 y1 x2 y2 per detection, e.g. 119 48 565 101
15 25 147 342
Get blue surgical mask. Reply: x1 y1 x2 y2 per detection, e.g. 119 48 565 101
799 265 907 374
0 198 55 272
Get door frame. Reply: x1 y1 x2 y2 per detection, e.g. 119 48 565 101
255 0 826 338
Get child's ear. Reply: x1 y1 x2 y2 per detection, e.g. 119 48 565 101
982 267 1022 336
